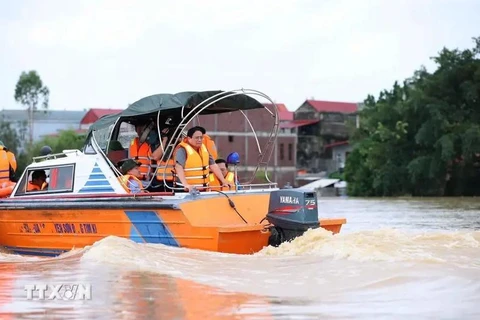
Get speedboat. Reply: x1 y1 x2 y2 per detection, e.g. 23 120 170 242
0 89 346 256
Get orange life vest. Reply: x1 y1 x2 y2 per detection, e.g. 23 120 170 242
0 148 16 183
182 134 217 160
0 181 15 198
156 159 175 182
203 134 218 160
27 182 41 192
209 171 235 191
129 137 152 178
130 137 175 182
118 175 145 193
174 141 210 188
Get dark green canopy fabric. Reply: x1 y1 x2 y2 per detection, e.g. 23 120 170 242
89 90 265 132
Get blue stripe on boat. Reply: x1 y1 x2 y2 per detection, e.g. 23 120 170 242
84 180 111 187
124 211 179 246
130 225 144 243
78 187 115 193
88 173 108 180
79 162 115 193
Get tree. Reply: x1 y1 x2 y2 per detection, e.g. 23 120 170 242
15 130 87 178
0 116 21 155
14 71 50 145
345 37 480 196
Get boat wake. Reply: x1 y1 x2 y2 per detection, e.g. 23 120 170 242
1 228 479 268
258 227 480 265
1 228 479 299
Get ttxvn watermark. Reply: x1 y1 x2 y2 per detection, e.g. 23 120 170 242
25 284 92 300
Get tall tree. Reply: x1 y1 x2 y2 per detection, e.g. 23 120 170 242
14 71 50 145
0 116 20 155
345 37 480 196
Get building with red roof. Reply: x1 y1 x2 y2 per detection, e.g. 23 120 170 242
79 108 124 130
289 99 360 183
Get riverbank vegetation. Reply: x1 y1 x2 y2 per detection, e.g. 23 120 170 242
345 37 480 197
0 70 85 181
0 119 85 181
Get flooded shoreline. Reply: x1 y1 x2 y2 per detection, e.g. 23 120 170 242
1 197 479 319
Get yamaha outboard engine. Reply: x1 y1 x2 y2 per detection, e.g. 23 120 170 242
266 189 319 247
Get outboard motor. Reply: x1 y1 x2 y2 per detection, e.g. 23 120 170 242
266 189 319 247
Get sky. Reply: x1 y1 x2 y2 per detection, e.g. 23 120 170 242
1 0 479 112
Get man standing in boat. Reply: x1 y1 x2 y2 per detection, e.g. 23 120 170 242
129 120 173 191
174 126 233 192
0 140 17 185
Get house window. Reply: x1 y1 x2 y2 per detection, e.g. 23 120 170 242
279 143 284 160
15 164 75 196
288 143 293 161
228 135 234 143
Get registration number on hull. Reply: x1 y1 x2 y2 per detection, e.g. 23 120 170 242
20 223 98 234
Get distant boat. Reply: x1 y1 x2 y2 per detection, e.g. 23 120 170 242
300 179 348 197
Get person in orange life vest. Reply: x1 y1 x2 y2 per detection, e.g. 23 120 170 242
174 126 234 192
118 159 145 194
129 121 170 181
0 140 17 184
209 159 236 191
181 132 218 161
203 134 218 160
27 170 47 191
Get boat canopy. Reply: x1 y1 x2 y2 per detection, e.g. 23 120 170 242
89 90 265 132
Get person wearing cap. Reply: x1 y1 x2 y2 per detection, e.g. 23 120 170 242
0 140 17 184
208 158 236 191
173 126 233 192
118 159 145 194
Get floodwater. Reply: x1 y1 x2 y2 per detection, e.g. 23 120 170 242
1 198 479 319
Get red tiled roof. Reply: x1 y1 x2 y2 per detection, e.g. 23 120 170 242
279 111 294 121
80 108 124 125
264 103 288 112
263 103 294 121
280 119 319 129
324 140 349 148
306 100 357 113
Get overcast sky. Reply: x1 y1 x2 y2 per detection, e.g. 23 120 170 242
1 0 479 111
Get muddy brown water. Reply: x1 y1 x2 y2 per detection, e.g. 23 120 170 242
0 197 479 319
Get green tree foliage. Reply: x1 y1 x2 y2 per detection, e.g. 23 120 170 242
14 70 50 145
345 37 480 196
0 116 21 155
15 130 86 179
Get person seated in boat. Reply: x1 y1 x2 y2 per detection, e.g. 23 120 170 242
173 126 233 192
118 159 146 194
0 140 17 183
129 120 173 191
27 170 47 191
208 158 236 191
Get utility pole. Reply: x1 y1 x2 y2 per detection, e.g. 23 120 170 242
29 105 34 145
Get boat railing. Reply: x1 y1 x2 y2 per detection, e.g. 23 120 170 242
88 89 280 194
154 88 279 192
32 149 81 163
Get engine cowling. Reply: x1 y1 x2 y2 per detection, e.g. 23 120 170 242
266 189 319 246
